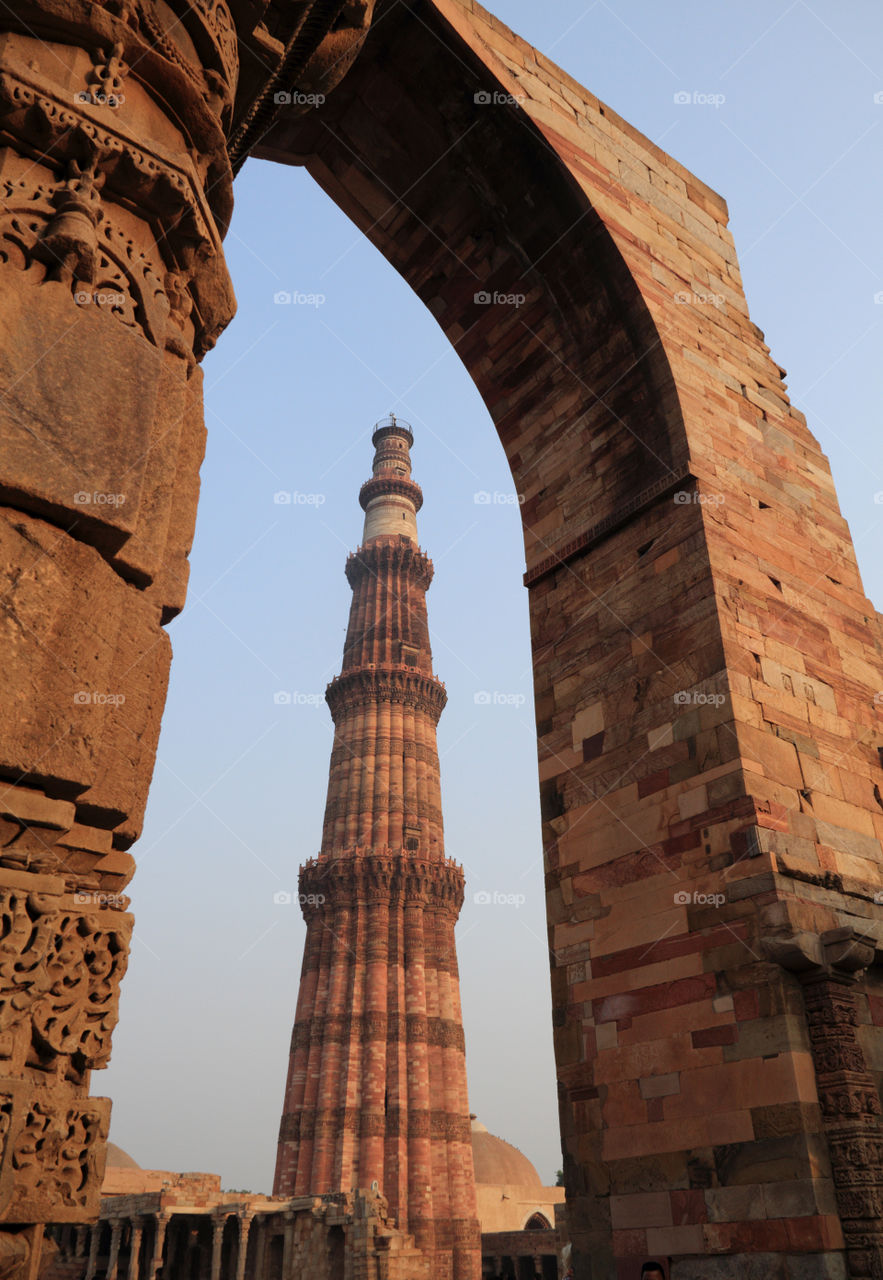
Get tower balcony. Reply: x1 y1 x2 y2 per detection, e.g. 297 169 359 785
325 664 447 723
358 474 423 512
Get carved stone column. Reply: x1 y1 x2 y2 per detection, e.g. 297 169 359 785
280 1214 296 1279
0 0 373 1257
126 1222 142 1280
0 0 237 1254
105 1223 123 1280
209 1215 226 1280
767 928 883 1278
84 1225 100 1280
147 1214 169 1280
234 1214 252 1280
251 1217 267 1280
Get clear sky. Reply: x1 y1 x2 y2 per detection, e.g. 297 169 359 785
100 1 882 1191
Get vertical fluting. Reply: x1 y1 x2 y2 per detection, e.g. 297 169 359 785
311 902 352 1189
359 898 388 1181
374 700 391 849
275 419 480 1280
404 901 434 1258
385 899 409 1227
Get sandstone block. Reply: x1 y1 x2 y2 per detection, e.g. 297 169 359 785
0 508 168 839
0 267 157 555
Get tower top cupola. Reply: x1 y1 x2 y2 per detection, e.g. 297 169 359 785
359 414 423 544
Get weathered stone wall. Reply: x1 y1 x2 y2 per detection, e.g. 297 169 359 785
0 0 370 1254
0 0 239 1250
256 2 883 1276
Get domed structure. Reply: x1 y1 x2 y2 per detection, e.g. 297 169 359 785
105 1142 141 1170
468 1117 564 1241
470 1119 541 1188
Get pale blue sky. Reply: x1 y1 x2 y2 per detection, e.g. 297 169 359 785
101 1 882 1190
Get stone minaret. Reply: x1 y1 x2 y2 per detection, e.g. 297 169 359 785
274 417 481 1280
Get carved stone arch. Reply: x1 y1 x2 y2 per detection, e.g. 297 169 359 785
524 1211 551 1231
250 5 883 1278
255 1 690 555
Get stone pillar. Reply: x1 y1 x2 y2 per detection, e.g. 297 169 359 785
106 1223 123 1280
0 0 371 1258
210 1216 226 1280
85 1226 100 1280
126 1222 143 1280
251 1217 267 1280
147 1215 168 1280
768 929 883 1278
0 0 238 1245
280 1215 296 1280
234 1215 252 1280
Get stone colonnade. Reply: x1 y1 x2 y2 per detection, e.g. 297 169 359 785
45 1188 429 1280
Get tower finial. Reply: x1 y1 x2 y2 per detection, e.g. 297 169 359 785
361 416 421 542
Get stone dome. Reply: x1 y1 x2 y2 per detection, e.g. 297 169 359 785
105 1142 141 1170
470 1118 541 1187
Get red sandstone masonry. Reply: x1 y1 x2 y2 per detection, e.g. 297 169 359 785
256 4 883 1277
274 424 480 1280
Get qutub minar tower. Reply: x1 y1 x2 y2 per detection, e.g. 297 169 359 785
274 417 482 1280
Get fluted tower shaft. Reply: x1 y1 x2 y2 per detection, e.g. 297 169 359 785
274 419 481 1280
